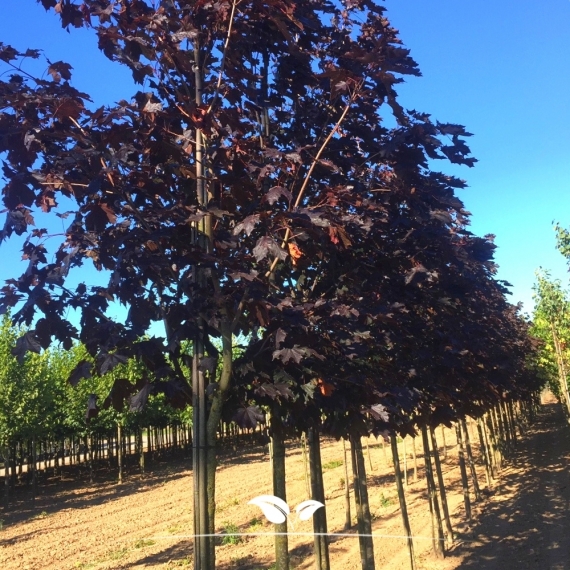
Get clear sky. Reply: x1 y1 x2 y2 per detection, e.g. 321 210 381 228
1 0 570 316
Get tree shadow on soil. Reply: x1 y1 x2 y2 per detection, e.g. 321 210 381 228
125 538 349 570
1 459 191 526
447 402 570 570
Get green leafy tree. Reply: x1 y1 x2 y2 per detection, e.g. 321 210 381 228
531 270 570 417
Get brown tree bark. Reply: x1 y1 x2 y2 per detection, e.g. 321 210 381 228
350 435 375 570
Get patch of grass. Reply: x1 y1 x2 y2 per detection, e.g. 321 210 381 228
248 516 263 530
221 522 243 545
74 562 96 570
0 519 5 531
322 460 342 470
134 538 156 548
379 493 395 508
168 523 183 534
32 510 49 520
167 556 192 568
107 548 129 561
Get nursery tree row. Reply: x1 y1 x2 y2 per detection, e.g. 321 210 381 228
0 1 542 569
0 315 193 490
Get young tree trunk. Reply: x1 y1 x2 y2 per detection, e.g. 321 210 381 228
350 435 375 570
509 400 520 439
390 435 416 570
342 438 351 530
498 403 511 457
476 418 492 487
403 437 408 487
492 407 505 462
308 427 330 570
460 418 480 501
455 423 471 521
53 441 59 478
4 446 10 503
486 412 501 471
440 426 447 461
87 435 93 484
10 444 16 488
31 438 38 499
138 428 145 475
117 423 123 484
271 411 289 570
514 401 525 435
420 425 445 558
429 427 453 544
412 437 418 482
205 321 234 570
301 432 310 498
193 334 209 570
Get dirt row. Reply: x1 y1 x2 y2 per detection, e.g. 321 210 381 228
1 393 569 570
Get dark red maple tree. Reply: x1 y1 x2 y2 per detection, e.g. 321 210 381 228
0 2 540 569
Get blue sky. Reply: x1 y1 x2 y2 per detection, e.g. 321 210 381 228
1 1 570 316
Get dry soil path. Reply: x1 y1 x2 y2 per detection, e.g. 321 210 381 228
448 394 570 570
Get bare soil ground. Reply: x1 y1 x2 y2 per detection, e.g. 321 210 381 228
1 393 569 570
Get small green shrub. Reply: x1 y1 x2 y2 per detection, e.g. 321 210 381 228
322 460 342 470
379 493 394 508
221 522 242 545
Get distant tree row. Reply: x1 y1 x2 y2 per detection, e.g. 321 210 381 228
0 314 192 490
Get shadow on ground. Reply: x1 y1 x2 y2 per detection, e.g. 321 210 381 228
448 400 570 570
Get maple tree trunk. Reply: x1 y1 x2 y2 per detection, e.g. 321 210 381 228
476 418 492 487
342 438 351 530
350 435 375 570
205 322 234 569
390 435 416 570
460 418 480 501
308 427 330 570
302 432 310 498
493 407 505 461
420 425 444 558
455 423 471 521
498 403 511 457
412 437 418 482
508 401 519 443
487 411 501 471
403 437 408 486
514 401 525 435
429 427 453 544
193 334 209 570
271 411 289 570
